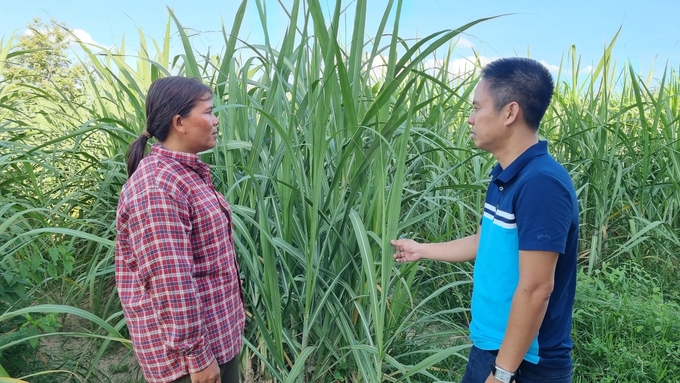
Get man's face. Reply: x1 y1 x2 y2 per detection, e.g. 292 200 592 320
467 78 507 154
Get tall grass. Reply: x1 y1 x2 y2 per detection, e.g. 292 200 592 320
572 262 680 382
547 42 680 276
1 0 679 382
197 1 491 380
1 25 132 380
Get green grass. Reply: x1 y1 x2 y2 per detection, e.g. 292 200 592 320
573 262 680 383
1 0 679 382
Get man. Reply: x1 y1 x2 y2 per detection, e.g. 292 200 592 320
392 57 578 383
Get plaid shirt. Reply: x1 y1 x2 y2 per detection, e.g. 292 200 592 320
115 144 244 383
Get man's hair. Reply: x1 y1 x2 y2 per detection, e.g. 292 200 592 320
481 58 554 130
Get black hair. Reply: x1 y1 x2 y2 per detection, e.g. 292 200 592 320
481 58 554 130
125 76 212 176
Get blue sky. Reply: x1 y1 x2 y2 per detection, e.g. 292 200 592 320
2 0 679 79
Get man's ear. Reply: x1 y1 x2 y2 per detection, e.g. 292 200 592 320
504 101 520 126
171 114 186 134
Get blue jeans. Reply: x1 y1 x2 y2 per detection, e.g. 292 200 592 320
461 346 572 383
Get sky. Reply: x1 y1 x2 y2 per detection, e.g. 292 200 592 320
2 0 679 80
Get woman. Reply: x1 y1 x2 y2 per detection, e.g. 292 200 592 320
115 76 245 383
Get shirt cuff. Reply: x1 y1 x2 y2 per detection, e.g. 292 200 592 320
184 338 215 373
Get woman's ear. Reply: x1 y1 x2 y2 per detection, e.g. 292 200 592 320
171 114 185 134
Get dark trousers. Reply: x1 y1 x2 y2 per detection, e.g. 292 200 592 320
170 353 240 383
461 346 572 383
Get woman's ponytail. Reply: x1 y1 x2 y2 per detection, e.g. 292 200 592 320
125 132 152 177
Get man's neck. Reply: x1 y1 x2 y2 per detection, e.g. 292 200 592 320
494 129 539 169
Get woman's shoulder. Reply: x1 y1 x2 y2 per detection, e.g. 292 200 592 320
128 155 196 198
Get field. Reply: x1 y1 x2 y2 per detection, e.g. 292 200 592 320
1 0 679 382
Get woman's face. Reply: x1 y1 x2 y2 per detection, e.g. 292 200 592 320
178 94 219 154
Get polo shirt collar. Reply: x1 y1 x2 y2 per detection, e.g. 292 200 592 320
490 140 549 185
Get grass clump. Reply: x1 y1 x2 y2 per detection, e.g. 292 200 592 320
573 261 680 383
1 0 679 381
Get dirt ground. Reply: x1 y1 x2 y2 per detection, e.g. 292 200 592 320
37 318 265 382
35 314 142 383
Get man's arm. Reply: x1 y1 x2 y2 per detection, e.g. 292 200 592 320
391 227 481 263
487 249 559 381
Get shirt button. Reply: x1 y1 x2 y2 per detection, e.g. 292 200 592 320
499 186 504 191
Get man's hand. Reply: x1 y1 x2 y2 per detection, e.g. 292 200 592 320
484 372 497 382
391 238 423 262
191 360 220 383
392 232 480 263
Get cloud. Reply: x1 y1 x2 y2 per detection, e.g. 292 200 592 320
423 55 495 77
369 54 582 82
451 55 493 73
536 60 594 75
455 37 474 49
539 60 561 73
66 28 114 52
20 25 106 51
368 54 499 83
66 29 103 49
70 29 95 45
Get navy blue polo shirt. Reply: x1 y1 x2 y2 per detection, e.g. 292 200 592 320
469 141 579 368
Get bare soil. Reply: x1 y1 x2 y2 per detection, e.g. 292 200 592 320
36 314 142 383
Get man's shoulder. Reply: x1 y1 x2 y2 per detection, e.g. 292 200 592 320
522 154 573 185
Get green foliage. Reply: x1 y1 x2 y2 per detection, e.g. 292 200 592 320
548 43 680 274
0 281 61 377
0 18 128 381
0 224 68 377
573 262 680 382
2 18 86 103
0 323 31 376
0 0 679 382
190 1 491 380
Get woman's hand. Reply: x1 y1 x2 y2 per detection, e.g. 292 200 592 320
191 360 220 383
